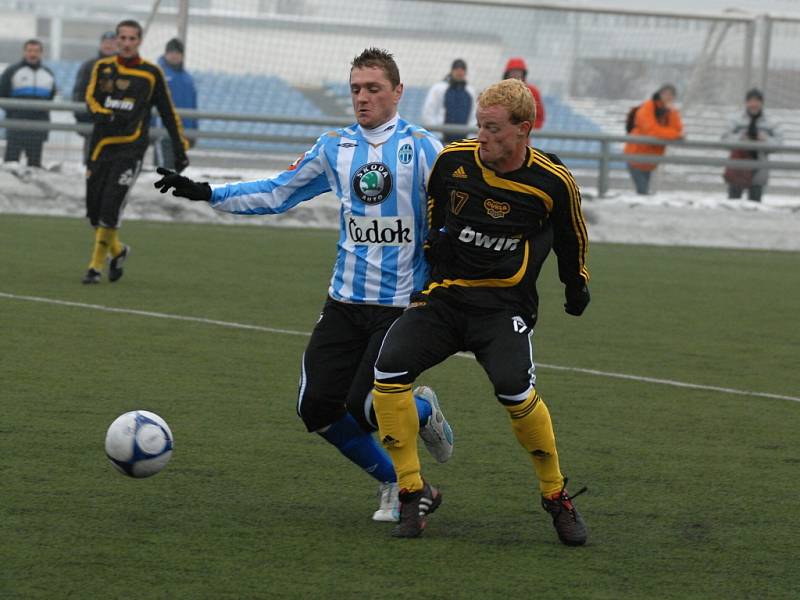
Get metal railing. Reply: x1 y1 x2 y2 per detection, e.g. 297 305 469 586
2 98 799 197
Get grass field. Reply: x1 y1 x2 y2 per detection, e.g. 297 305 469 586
2 213 798 599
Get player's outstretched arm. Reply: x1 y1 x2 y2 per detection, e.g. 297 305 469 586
153 167 211 201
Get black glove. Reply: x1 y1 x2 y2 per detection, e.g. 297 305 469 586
173 152 189 174
153 167 211 201
564 283 590 316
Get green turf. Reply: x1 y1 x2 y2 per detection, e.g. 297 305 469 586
1 214 798 599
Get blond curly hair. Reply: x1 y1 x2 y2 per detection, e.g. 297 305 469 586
477 78 536 124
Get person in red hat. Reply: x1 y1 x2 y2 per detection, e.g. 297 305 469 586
503 57 545 129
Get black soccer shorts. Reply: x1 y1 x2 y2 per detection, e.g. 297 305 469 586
297 296 404 432
85 157 142 228
374 295 537 403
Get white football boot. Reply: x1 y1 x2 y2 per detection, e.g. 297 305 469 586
415 386 454 463
372 481 400 522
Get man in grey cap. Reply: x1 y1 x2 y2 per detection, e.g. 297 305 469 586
422 58 477 144
72 31 118 164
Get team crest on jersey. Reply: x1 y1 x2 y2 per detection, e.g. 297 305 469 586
352 162 393 205
484 199 510 219
115 78 130 91
397 144 413 164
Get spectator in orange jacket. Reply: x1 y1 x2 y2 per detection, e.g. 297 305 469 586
503 57 545 130
624 84 683 195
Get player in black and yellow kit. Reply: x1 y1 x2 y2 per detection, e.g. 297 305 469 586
81 19 188 284
372 78 591 544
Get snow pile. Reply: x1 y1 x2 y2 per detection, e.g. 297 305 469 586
1 162 798 251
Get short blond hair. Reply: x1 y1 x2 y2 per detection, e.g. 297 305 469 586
477 78 536 124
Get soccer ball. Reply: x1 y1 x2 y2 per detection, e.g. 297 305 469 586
105 410 174 478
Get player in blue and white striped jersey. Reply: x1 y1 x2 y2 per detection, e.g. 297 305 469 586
209 105 440 307
155 48 453 522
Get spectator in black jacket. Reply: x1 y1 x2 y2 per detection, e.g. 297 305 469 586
72 31 118 164
0 39 57 167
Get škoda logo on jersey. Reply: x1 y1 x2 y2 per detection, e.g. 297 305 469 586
353 162 393 205
458 225 520 251
484 199 510 219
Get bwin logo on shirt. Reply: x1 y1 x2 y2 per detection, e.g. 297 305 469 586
104 96 134 111
352 162 393 205
346 216 413 246
398 143 413 164
458 225 520 251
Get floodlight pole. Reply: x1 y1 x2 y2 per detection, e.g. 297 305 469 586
743 19 755 94
758 14 772 95
178 0 189 54
143 0 163 38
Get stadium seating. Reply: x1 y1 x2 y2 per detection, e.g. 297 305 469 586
191 71 323 153
42 61 323 154
15 62 799 186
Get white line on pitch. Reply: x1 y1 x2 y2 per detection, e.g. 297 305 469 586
2 291 798 404
0 292 308 337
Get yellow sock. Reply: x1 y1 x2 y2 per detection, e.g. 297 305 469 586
89 227 113 271
108 228 123 257
505 390 564 497
372 382 423 492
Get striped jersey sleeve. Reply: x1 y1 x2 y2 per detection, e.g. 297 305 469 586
209 134 334 214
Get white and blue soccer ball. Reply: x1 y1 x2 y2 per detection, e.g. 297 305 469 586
105 410 174 478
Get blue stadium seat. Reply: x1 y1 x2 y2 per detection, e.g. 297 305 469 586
535 94 608 169
195 72 325 153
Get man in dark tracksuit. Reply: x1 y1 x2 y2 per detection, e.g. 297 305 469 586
0 39 56 167
72 31 118 164
82 19 189 284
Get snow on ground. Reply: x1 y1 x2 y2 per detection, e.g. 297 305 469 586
1 162 798 252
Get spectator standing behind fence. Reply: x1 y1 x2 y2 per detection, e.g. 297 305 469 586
721 88 782 203
623 84 683 195
421 58 477 144
0 39 56 168
72 31 118 165
502 57 545 130
152 38 197 169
